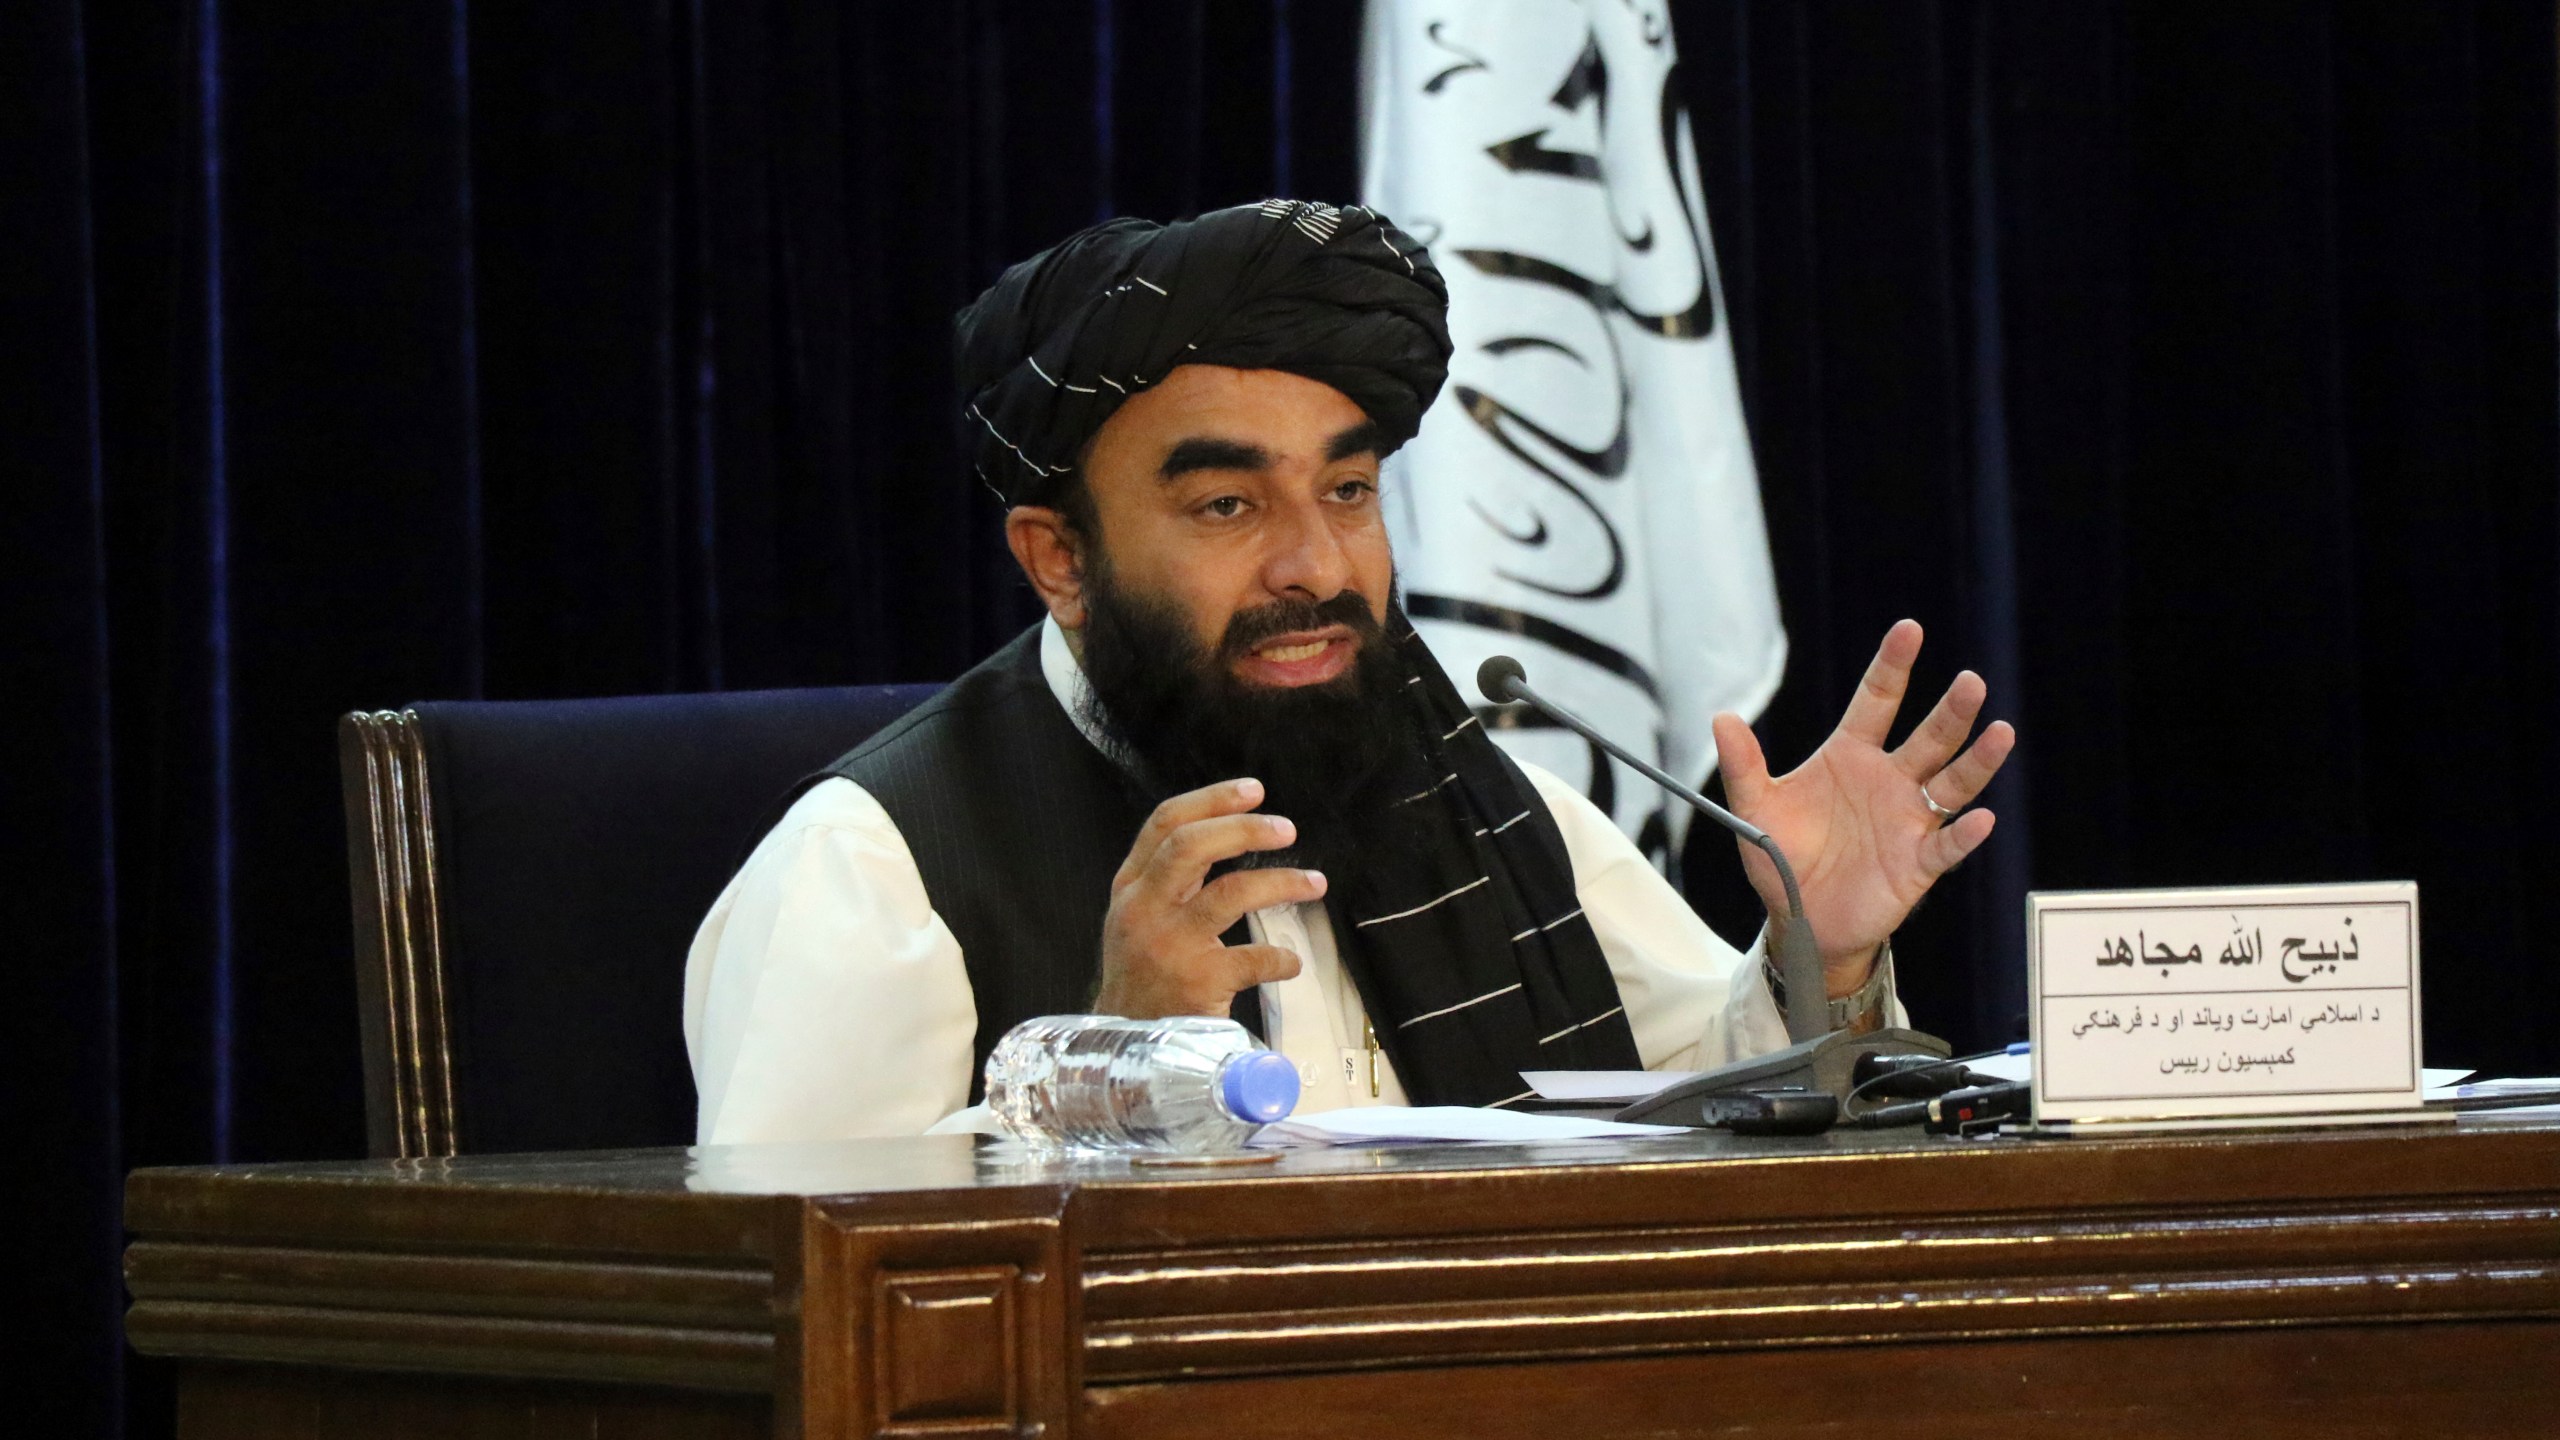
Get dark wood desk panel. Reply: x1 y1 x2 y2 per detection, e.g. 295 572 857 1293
1084 1324 2557 1440
126 1121 2560 1438
176 1368 766 1440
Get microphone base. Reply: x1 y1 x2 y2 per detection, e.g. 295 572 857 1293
1611 1028 1951 1129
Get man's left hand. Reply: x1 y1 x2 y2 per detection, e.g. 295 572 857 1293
1712 619 2015 998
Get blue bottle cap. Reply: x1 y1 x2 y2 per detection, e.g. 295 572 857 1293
1219 1050 1301 1124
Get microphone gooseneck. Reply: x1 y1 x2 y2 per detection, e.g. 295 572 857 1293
1474 653 1829 1041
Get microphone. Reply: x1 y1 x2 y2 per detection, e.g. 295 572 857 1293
1473 653 1952 1124
1852 1050 1981 1098
1475 653 1824 1041
1852 1082 2027 1133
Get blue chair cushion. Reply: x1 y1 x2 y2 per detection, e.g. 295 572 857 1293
411 683 940 1153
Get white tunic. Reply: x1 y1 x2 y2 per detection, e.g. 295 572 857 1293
683 618 1899 1144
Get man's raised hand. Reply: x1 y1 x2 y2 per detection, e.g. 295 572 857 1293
1710 619 2016 997
1093 778 1325 1019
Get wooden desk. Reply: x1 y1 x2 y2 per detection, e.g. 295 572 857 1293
127 1119 2560 1438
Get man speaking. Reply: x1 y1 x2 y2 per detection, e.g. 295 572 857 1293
683 200 2014 1142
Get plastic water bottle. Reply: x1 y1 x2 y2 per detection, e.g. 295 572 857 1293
983 1015 1301 1154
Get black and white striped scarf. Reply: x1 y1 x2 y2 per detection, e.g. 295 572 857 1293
1322 618 1642 1108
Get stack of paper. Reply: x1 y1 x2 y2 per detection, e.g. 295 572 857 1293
2420 1068 2479 1098
1519 1071 1700 1103
1252 1106 1688 1147
2442 1076 2560 1121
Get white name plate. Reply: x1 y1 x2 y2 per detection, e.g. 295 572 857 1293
2028 881 2421 1124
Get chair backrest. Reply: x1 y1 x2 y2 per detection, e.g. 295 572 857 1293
339 683 940 1158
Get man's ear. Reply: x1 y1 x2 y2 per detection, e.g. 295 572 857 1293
1005 505 1088 630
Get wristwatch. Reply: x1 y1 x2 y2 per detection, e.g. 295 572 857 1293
1763 939 1895 1035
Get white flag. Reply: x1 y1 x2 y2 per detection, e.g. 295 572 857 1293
1362 0 1785 861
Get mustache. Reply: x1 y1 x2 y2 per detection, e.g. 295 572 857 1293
1217 591 1383 660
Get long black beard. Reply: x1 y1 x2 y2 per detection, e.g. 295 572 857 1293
1075 562 1419 872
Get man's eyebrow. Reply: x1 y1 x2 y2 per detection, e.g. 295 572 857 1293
1325 420 1385 463
1158 436 1272 481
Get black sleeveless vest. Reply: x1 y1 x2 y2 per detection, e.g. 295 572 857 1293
815 626 1262 1098
814 623 1578 1099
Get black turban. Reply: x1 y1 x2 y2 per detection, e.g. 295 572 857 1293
954 199 1452 506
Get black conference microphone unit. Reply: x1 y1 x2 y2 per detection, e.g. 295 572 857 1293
1853 1081 2029 1135
1853 1051 1984 1099
1473 654 1950 1128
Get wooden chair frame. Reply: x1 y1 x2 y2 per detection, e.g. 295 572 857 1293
338 709 461 1159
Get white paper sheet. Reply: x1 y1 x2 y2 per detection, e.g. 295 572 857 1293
2447 1074 2559 1095
2438 1075 2560 1121
1520 1070 1702 1103
2447 1078 2560 1122
1252 1105 1689 1147
1965 1052 2031 1084
2419 1067 2480 1099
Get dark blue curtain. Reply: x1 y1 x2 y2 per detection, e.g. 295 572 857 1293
1677 0 2560 1071
5 2 2553 1435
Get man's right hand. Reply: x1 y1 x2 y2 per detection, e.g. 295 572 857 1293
1093 778 1325 1019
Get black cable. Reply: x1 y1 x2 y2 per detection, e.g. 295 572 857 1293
1842 1048 2006 1126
